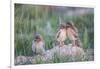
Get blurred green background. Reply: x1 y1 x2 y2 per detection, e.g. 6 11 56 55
14 4 94 57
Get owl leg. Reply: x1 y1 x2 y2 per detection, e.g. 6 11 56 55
62 41 64 46
59 41 64 47
59 41 62 47
72 40 76 47
75 39 81 47
72 39 80 47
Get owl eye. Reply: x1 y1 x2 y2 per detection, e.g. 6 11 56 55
35 36 40 39
60 25 65 29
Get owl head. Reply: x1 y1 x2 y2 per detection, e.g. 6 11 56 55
66 21 74 28
34 33 43 42
59 23 66 29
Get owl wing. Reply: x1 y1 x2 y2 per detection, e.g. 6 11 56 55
32 40 35 52
70 28 78 37
56 30 61 39
43 42 45 48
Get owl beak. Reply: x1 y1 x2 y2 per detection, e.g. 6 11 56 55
34 39 37 41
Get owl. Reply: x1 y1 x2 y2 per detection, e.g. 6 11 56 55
66 21 82 47
56 23 67 47
32 34 45 56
